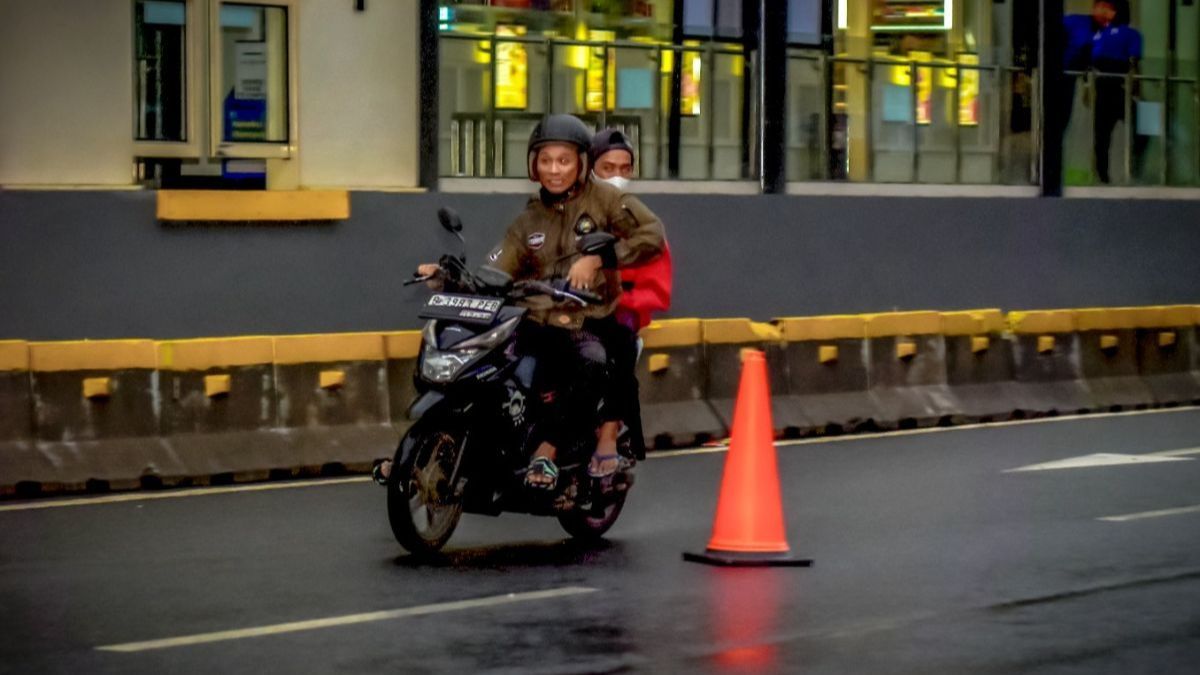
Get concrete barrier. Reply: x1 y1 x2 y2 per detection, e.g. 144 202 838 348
0 342 32 496
700 319 796 437
155 337 281 483
863 311 959 428
384 331 422 430
636 319 725 448
1073 308 1155 411
773 315 879 434
272 333 393 471
0 341 31 443
941 310 1024 422
23 340 160 491
1135 305 1200 406
1007 310 1093 416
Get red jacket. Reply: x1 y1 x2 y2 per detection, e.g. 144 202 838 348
616 240 673 332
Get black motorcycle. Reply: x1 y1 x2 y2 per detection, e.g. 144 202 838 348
386 207 636 556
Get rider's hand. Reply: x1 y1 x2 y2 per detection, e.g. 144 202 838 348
417 263 443 290
567 255 602 291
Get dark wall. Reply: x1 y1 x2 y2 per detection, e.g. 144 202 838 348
1 189 1198 341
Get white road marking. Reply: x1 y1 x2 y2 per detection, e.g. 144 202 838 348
1146 446 1200 458
96 586 596 653
3 405 1198 512
657 406 1200 460
1004 453 1194 473
0 477 370 513
1098 504 1200 523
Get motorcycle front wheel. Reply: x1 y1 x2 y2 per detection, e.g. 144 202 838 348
387 428 466 555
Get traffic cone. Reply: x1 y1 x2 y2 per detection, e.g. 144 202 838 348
684 350 812 567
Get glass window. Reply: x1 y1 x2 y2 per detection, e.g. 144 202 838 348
218 3 289 143
134 0 187 142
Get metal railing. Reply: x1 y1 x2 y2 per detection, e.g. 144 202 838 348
438 31 1199 187
786 52 1036 184
439 31 746 179
1062 69 1200 186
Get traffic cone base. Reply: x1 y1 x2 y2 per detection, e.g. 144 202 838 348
682 550 813 568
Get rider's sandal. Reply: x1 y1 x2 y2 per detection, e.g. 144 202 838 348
524 456 559 490
587 453 621 479
371 459 391 486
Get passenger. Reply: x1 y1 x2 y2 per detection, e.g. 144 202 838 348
587 128 674 459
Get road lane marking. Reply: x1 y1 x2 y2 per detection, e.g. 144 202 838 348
4 405 1198 512
658 406 1200 460
1147 446 1200 458
0 477 370 512
96 586 596 653
1003 453 1194 473
1098 504 1200 522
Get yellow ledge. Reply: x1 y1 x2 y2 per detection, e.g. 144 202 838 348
273 333 384 365
701 318 782 345
775 315 865 342
383 331 423 360
1008 310 1073 335
156 190 350 222
30 340 157 372
941 309 1005 336
864 311 941 338
0 341 29 371
640 319 703 349
158 337 274 371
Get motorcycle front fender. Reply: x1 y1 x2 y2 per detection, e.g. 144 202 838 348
406 390 446 422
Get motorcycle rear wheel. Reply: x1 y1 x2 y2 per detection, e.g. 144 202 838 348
387 429 466 555
557 490 626 541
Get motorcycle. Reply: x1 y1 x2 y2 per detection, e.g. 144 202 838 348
386 207 637 556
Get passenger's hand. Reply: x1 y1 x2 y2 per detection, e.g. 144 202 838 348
567 255 602 291
417 263 443 290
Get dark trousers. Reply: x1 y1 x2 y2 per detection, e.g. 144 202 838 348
1094 80 1126 183
519 321 608 454
1093 80 1149 184
586 316 646 458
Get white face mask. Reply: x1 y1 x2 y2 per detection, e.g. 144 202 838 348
595 173 632 192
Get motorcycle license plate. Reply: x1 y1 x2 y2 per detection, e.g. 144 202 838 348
420 293 504 325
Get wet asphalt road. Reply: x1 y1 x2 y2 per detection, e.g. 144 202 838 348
3 409 1200 674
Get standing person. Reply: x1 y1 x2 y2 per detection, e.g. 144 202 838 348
1088 0 1141 183
1060 1 1142 183
588 128 673 461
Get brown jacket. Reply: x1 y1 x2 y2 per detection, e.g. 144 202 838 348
487 179 665 329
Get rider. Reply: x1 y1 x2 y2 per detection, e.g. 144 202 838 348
587 128 673 457
379 115 665 491
487 115 664 487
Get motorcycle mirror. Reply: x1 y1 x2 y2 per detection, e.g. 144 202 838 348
437 207 463 234
436 206 467 262
577 231 617 256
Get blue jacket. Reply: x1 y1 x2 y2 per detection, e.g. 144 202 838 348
1064 15 1142 72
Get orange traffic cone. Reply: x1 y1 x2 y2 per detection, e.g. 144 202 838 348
684 350 812 567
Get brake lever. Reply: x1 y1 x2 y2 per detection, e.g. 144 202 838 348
403 273 436 287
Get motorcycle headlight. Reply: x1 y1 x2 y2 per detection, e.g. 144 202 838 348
454 316 521 351
421 345 481 383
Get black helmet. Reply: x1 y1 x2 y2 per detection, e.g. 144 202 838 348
527 114 592 154
527 114 592 184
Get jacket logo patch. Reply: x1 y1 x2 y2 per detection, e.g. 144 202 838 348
574 216 597 236
527 232 546 250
